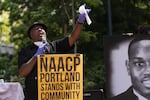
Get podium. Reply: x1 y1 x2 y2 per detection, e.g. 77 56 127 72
37 54 83 100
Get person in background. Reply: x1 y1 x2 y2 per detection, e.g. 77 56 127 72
18 4 91 100
137 25 150 34
122 24 150 36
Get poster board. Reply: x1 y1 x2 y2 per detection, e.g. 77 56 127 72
37 54 83 100
104 35 133 98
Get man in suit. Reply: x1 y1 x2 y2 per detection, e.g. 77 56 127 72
108 35 150 100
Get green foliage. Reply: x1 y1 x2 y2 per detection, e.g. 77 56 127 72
2 0 150 93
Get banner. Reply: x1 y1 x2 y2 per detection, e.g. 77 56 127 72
37 54 83 100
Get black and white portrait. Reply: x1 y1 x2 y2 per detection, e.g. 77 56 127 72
104 35 150 100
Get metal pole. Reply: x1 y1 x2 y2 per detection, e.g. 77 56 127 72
72 0 75 28
107 0 112 35
72 0 77 53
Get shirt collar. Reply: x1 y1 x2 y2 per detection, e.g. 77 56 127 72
133 89 148 100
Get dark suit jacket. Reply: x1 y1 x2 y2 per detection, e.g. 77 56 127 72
107 86 138 100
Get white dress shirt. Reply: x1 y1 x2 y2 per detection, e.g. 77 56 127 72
133 89 148 100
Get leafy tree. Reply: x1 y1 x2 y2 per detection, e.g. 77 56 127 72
1 0 150 95
0 0 103 89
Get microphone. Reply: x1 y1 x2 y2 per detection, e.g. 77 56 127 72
41 35 49 54
42 35 47 44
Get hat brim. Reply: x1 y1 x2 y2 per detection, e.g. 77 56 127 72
27 22 47 38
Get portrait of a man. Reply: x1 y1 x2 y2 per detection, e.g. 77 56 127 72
104 35 150 100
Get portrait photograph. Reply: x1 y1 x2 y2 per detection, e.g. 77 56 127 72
104 35 133 98
104 35 150 100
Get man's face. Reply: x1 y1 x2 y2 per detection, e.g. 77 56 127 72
30 25 46 42
127 40 150 98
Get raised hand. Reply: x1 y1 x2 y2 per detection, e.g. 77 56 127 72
77 4 92 25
